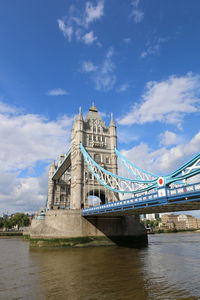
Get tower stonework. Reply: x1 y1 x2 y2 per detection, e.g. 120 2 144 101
30 105 147 247
70 104 119 209
47 104 119 210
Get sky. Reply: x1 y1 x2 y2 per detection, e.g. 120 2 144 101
0 0 200 216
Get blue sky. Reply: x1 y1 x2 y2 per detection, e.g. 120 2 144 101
0 0 200 215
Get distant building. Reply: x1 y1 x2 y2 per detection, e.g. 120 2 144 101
140 213 160 220
160 214 200 230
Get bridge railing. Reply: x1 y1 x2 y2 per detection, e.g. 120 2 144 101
82 182 200 216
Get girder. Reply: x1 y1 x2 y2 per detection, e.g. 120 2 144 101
80 143 200 196
115 148 158 182
80 143 157 194
52 150 71 180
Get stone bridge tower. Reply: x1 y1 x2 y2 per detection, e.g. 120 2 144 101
70 104 119 209
47 104 119 210
33 104 147 248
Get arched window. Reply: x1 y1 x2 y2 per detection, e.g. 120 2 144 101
94 153 101 163
106 157 110 164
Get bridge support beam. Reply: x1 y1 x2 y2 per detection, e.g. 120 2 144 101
30 210 147 248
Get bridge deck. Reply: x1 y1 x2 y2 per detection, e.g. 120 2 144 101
82 182 200 216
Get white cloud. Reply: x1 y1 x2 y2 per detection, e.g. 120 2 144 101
57 19 73 42
117 83 129 93
141 37 168 58
123 37 131 44
0 102 73 213
119 73 200 128
82 61 98 72
85 0 104 26
94 48 116 91
130 0 144 24
160 130 180 146
118 129 138 144
47 88 69 96
122 131 200 175
131 10 144 23
81 48 116 91
82 31 97 45
58 1 104 45
0 101 19 114
0 171 48 214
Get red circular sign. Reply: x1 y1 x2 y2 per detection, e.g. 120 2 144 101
157 177 165 186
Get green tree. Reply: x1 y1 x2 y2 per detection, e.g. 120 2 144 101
10 213 30 229
3 218 13 230
0 218 5 228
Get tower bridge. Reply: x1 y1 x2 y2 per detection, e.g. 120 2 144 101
30 105 200 247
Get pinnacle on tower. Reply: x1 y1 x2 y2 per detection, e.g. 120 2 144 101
89 102 98 112
77 106 83 121
110 112 116 126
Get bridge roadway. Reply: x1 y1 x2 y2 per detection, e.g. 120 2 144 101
82 182 200 216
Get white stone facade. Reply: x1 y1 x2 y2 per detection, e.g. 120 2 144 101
47 105 119 210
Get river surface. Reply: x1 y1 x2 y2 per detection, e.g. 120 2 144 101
0 233 200 300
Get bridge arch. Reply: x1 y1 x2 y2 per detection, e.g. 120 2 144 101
86 189 107 207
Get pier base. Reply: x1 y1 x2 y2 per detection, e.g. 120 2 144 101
29 210 147 248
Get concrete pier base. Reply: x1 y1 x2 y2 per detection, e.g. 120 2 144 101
30 210 147 248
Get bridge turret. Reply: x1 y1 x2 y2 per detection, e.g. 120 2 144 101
70 107 84 209
109 113 118 177
109 113 117 149
47 160 57 210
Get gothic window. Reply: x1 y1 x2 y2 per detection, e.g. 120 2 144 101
93 125 97 133
60 185 65 192
98 136 101 142
98 126 101 133
89 135 92 141
94 154 101 163
106 157 110 164
60 195 65 202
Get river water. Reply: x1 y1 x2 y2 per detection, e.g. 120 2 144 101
0 233 200 300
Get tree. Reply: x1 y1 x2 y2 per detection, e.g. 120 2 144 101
0 218 4 228
10 213 30 230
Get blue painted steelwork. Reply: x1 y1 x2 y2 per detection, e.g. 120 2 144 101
115 148 200 187
80 143 155 183
82 182 200 216
80 143 158 194
115 148 158 179
80 143 200 194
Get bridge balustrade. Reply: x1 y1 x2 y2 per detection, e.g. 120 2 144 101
82 182 200 216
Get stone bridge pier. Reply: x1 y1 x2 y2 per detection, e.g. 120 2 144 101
30 210 147 247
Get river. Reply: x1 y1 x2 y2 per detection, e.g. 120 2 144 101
0 233 200 300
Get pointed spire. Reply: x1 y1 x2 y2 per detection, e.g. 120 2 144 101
77 106 83 121
89 102 98 112
110 112 115 126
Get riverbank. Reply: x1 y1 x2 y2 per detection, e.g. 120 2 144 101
27 235 148 248
0 232 23 236
28 236 116 248
152 228 200 234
